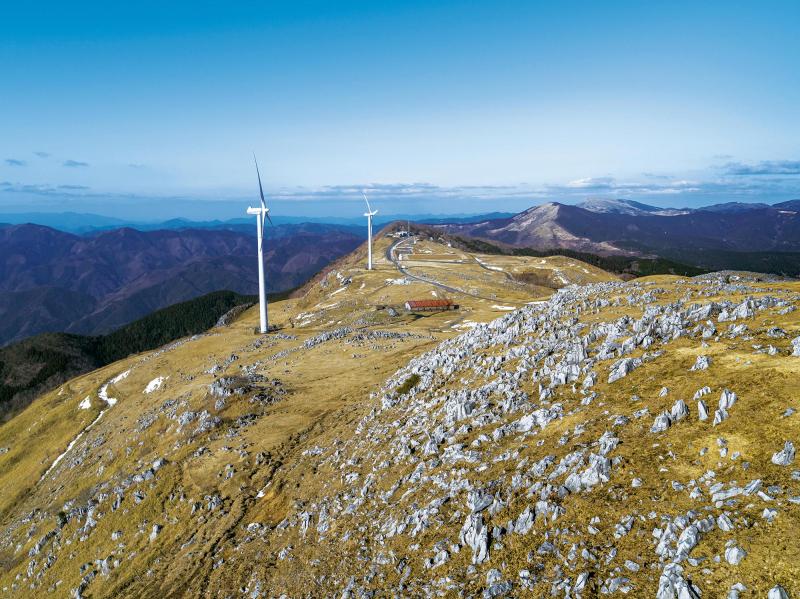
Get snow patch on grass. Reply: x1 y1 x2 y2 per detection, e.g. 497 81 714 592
99 369 131 407
144 376 167 394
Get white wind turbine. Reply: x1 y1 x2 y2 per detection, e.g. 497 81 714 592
247 155 273 333
363 192 378 270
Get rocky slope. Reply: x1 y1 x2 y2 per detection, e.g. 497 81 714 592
0 236 797 598
266 273 799 598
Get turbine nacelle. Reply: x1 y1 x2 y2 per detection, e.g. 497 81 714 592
247 206 270 215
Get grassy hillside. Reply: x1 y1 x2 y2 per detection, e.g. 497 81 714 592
445 229 799 278
0 235 609 596
0 235 796 597
0 290 256 421
448 234 708 277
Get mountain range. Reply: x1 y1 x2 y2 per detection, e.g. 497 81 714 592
577 198 799 216
0 211 516 234
3 198 799 346
0 222 362 346
436 199 800 269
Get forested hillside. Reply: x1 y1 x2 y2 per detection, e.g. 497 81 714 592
0 290 257 421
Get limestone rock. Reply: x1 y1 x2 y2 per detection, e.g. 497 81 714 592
670 400 689 422
772 441 796 466
459 513 489 564
651 412 671 433
608 357 642 383
768 585 790 599
690 355 711 371
724 543 746 565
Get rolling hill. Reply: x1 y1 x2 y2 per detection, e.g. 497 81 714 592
0 233 796 597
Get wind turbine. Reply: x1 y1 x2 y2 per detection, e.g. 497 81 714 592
363 192 378 270
247 155 273 333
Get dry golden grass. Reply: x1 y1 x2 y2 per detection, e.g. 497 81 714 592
0 240 797 597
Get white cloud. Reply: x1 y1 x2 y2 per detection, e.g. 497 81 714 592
565 177 615 189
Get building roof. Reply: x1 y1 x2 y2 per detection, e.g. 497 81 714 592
404 299 455 309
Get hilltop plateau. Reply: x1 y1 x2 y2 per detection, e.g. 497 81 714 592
0 232 797 598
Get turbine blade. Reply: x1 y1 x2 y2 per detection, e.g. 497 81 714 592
254 153 266 210
362 192 372 214
266 211 274 226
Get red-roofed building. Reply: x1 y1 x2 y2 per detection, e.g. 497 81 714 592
403 299 459 311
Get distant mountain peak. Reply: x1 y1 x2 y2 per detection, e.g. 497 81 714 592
435 198 800 259
577 198 688 216
698 202 771 213
774 199 800 212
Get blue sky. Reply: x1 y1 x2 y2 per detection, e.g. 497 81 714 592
1 0 799 219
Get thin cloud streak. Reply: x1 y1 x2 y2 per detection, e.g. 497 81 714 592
723 160 800 176
3 153 800 219
2 176 798 205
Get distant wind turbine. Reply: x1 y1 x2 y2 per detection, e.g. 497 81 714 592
247 155 273 333
363 192 378 270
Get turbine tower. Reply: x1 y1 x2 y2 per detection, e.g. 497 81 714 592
363 192 378 270
247 155 273 333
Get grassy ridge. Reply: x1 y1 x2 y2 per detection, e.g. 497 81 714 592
0 290 257 421
450 235 708 277
654 248 800 277
453 233 800 278
510 247 707 277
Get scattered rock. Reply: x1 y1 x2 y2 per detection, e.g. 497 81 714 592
724 543 747 565
768 585 790 599
149 524 162 542
690 355 711 371
772 441 796 466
